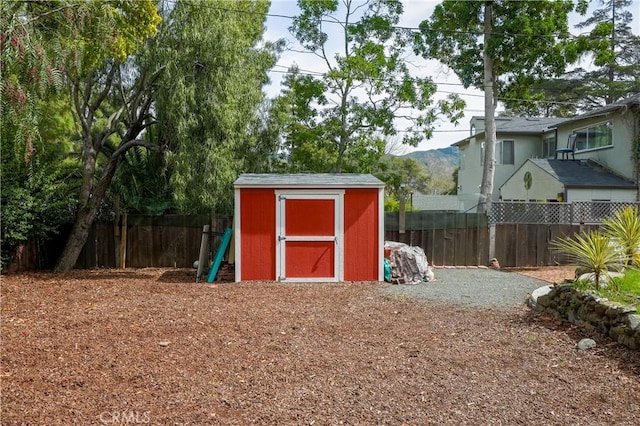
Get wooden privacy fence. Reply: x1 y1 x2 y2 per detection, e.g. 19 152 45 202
385 212 600 268
384 212 489 266
77 215 195 268
77 214 233 269
11 211 607 271
492 223 598 268
8 215 233 271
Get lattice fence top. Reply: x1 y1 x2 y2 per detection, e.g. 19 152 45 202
490 201 640 224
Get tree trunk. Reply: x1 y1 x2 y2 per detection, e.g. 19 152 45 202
54 156 121 272
53 206 99 272
478 0 497 215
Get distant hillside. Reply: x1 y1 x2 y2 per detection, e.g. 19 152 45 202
402 146 458 182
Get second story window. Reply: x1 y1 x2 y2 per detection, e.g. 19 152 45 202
542 135 556 158
575 121 613 152
499 140 514 165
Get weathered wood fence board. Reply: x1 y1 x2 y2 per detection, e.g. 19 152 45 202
122 215 216 268
384 212 489 266
9 212 605 271
492 224 599 268
76 223 116 269
7 215 229 271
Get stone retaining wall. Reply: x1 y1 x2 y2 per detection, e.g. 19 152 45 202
536 284 640 350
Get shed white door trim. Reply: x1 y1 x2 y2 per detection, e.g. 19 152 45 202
275 190 344 282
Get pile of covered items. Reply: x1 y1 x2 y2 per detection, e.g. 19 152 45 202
384 241 434 284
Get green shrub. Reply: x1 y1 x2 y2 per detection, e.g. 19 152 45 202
601 206 640 267
551 230 622 290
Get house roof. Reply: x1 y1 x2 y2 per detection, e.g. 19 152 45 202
526 159 637 189
234 173 385 188
486 116 565 133
452 116 564 147
554 92 640 126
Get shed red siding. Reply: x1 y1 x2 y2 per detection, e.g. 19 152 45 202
344 188 379 281
239 189 276 280
285 241 335 278
285 199 335 236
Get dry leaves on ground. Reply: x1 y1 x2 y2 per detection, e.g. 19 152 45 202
1 268 639 425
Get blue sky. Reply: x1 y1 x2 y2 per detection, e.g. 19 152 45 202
263 0 640 152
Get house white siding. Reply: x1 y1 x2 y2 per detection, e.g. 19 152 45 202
500 163 563 201
457 133 546 205
567 188 637 202
454 99 639 208
556 111 637 181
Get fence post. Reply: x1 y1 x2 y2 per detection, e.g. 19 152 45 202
120 213 127 269
196 225 210 282
488 223 495 264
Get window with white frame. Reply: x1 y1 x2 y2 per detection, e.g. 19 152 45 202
498 140 514 165
480 142 485 166
542 135 556 158
574 121 613 152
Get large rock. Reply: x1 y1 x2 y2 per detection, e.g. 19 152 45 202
577 338 596 350
529 285 553 309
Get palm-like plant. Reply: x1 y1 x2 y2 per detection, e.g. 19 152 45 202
551 230 622 290
601 206 640 268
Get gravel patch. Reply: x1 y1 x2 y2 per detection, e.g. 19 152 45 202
384 268 547 309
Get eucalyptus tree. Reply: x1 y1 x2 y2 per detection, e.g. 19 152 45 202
148 0 281 214
276 0 463 174
416 0 585 213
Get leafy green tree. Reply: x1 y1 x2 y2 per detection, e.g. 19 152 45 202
50 0 162 272
374 156 429 217
0 97 78 269
148 0 280 214
277 0 463 174
416 0 585 213
106 143 173 215
571 0 640 108
503 0 640 115
1 2 77 268
446 167 459 195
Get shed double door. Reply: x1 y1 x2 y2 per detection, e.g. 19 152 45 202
275 191 344 282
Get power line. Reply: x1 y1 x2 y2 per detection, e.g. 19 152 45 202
171 2 638 41
266 68 586 107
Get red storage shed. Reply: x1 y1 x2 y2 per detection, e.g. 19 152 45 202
234 174 385 282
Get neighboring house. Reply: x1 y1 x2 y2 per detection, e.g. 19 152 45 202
500 159 637 202
453 93 640 210
411 193 463 211
453 116 565 211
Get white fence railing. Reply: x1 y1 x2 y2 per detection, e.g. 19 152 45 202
490 201 640 225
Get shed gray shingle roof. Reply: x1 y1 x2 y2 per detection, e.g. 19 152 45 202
529 159 636 189
234 173 385 188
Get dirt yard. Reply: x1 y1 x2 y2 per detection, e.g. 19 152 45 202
506 265 577 285
1 268 639 425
